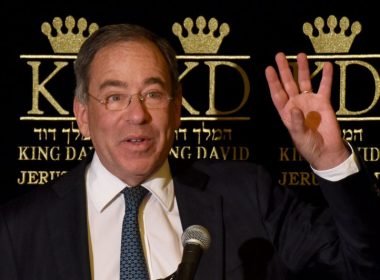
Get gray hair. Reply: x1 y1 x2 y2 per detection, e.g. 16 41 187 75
74 23 180 103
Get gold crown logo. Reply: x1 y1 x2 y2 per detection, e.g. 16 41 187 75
172 16 230 54
41 16 99 54
303 15 361 53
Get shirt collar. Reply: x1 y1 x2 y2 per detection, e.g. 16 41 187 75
143 160 174 212
87 152 174 213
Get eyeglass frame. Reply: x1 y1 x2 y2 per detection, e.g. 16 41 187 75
87 92 174 111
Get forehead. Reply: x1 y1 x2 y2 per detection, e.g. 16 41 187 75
89 40 171 87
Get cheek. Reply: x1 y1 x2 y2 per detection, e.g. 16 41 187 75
87 110 114 138
93 117 109 130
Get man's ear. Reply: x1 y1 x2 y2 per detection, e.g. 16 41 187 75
73 97 90 138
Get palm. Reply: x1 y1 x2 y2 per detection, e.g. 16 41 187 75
265 52 349 170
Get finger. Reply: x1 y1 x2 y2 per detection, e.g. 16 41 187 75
317 61 333 100
265 65 288 112
297 53 313 93
275 52 299 97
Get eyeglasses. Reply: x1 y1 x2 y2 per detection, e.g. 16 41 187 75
88 92 173 111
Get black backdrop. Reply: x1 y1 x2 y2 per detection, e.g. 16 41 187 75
1 0 380 204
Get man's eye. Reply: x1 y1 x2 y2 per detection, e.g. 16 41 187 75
146 91 163 99
106 95 123 103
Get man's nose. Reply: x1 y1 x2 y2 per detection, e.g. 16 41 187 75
126 94 144 108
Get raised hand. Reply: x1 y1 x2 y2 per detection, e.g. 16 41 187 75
265 52 349 170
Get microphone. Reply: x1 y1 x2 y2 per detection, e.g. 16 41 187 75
175 225 211 280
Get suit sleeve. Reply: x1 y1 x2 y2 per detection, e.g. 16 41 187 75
255 154 380 280
317 154 380 279
0 209 18 280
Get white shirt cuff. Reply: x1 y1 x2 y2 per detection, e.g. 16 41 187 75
311 143 360 182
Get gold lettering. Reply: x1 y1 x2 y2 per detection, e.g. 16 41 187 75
170 146 192 159
65 146 93 160
220 146 230 160
197 146 208 159
77 146 91 160
65 146 76 160
278 171 318 186
357 146 380 161
181 146 192 159
179 62 200 115
18 146 61 161
17 170 67 185
204 61 250 115
335 60 380 115
209 146 219 159
18 146 30 160
26 61 70 115
279 147 303 161
239 147 249 160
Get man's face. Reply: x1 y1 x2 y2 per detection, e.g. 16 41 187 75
74 40 182 186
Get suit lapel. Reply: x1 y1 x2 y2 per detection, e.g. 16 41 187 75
172 162 224 279
47 160 92 280
44 156 224 279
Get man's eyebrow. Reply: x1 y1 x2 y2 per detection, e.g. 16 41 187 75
99 80 128 90
98 77 166 91
144 77 166 87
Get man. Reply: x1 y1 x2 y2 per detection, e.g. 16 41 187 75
0 23 379 280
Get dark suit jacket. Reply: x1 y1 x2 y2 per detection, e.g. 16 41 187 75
1 155 380 280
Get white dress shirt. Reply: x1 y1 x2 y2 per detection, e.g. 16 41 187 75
86 147 359 280
86 153 183 280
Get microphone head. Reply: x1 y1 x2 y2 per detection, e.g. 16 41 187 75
181 225 211 251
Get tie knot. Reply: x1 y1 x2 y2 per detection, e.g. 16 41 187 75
122 186 148 211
